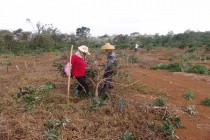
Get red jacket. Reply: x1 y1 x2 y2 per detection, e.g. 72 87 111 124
70 54 87 76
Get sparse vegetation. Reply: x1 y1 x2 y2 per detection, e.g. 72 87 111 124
154 96 165 106
201 98 210 106
183 90 194 100
184 105 196 115
118 131 140 140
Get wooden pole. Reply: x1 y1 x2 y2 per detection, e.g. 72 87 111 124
67 45 73 104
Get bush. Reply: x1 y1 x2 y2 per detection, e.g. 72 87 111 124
187 65 209 74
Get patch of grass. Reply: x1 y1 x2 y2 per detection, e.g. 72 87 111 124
182 90 194 100
184 105 196 115
201 98 210 106
154 96 165 106
150 62 183 72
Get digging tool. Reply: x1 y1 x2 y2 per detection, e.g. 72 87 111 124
67 45 73 105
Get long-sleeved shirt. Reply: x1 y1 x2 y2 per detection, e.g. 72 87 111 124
106 51 117 71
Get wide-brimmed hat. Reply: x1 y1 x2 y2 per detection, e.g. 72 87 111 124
78 45 90 55
101 43 115 50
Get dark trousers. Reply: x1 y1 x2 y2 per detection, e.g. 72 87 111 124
100 70 114 93
75 76 89 94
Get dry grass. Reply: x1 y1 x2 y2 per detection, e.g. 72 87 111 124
0 52 178 140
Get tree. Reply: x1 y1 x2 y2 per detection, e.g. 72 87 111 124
76 26 90 37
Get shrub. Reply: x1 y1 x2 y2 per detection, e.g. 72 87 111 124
187 65 209 74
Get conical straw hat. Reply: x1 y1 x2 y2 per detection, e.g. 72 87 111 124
101 43 115 50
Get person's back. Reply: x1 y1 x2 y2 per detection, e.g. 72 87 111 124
134 43 139 52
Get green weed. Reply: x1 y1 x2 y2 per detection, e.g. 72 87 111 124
201 98 210 106
154 96 165 106
118 131 140 140
184 105 196 115
182 90 194 100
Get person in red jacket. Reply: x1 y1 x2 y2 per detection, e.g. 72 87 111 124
65 45 90 95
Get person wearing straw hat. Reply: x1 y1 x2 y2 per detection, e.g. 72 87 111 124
99 43 117 99
65 45 90 96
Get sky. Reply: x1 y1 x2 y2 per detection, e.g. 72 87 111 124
0 0 210 36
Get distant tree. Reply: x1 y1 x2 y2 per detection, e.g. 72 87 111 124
13 28 23 40
130 32 139 36
4 33 14 51
76 26 90 37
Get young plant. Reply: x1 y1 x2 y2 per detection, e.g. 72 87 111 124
182 90 194 100
44 129 60 140
118 131 140 140
154 96 165 106
184 105 196 115
201 98 210 106
160 121 176 138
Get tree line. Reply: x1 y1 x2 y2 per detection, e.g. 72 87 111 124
0 22 210 55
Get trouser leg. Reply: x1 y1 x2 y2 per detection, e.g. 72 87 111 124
75 76 89 94
100 71 113 93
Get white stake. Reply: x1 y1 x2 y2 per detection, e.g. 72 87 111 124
25 61 27 69
34 60 36 68
16 65 20 71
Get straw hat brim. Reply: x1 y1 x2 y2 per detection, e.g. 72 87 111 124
101 43 115 50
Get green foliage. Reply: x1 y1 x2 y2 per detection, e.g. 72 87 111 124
43 119 70 140
154 96 165 106
76 26 90 37
168 57 175 62
182 90 194 100
201 98 210 106
16 82 55 112
150 62 183 72
43 129 60 140
17 86 37 98
160 121 176 137
118 131 140 140
184 105 196 115
172 118 185 128
40 81 56 92
187 65 209 74
151 62 210 75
